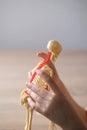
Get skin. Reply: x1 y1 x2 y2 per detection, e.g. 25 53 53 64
26 52 87 130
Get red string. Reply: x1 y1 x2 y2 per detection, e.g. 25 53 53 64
30 51 52 82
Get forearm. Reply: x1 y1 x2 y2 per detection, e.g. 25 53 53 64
55 79 87 130
55 96 87 130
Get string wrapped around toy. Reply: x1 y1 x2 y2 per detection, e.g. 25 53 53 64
20 40 62 130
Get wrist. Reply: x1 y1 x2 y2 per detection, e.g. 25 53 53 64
55 79 87 130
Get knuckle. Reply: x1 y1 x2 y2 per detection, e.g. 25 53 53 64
46 75 53 83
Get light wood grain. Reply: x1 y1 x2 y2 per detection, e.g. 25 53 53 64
0 50 87 130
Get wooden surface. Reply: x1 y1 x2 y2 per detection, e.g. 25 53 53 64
0 50 87 130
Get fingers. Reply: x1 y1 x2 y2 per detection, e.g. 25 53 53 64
26 82 54 100
27 98 46 114
36 70 60 95
28 71 32 78
27 88 49 104
26 80 56 114
27 69 60 95
26 87 55 114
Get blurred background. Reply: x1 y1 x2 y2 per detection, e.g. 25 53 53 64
0 0 87 130
0 0 87 50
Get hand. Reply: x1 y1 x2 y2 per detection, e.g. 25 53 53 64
26 70 65 126
26 52 87 130
26 52 65 125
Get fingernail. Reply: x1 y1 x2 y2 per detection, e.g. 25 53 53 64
26 88 31 94
36 69 41 75
26 81 30 87
27 98 31 103
26 80 28 85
